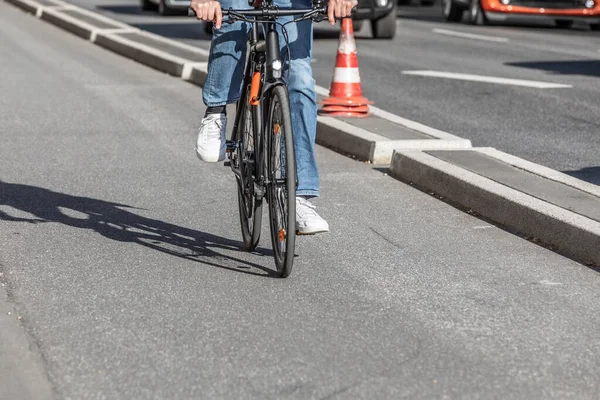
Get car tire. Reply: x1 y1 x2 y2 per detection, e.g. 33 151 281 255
591 23 600 31
370 3 397 39
468 0 487 25
353 20 364 31
421 0 435 5
555 19 574 29
158 0 180 15
140 0 157 11
442 0 464 22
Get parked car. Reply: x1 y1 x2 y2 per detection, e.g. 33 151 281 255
140 0 397 38
441 0 600 29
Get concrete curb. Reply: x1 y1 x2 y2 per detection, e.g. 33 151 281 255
94 32 190 77
40 6 120 41
389 149 600 267
476 147 600 198
5 0 38 13
4 0 471 164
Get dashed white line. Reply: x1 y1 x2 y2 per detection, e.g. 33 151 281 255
402 70 572 89
433 28 510 43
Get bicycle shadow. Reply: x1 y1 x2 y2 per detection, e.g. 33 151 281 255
0 180 278 278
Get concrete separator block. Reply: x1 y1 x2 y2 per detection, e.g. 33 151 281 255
313 85 471 145
184 63 208 86
316 116 386 162
389 149 600 267
4 0 40 13
94 32 189 77
476 147 600 198
40 6 96 40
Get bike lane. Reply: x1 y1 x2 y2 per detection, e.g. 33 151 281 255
1 2 600 399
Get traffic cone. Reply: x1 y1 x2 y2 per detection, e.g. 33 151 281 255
319 17 372 118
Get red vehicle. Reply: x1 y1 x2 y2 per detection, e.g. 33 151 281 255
442 0 600 29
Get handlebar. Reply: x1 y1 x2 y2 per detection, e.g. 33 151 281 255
188 6 326 18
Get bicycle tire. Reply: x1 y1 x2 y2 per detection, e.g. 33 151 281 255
266 85 296 278
235 90 262 251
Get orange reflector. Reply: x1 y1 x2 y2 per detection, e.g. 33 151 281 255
273 123 281 135
278 228 286 242
249 72 261 106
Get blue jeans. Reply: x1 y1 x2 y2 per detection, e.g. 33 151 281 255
203 0 320 198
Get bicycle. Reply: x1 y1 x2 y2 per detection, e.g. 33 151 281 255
189 0 330 278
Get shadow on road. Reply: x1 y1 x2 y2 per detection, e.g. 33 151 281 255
506 60 600 78
0 180 278 277
562 166 600 185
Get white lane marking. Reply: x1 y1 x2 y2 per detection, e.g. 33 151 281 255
402 70 572 89
433 28 509 43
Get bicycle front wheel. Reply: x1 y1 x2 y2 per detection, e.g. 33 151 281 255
235 91 262 251
266 85 296 278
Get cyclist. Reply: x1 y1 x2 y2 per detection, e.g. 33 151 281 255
191 0 356 235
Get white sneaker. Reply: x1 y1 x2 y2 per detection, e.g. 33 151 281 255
296 197 329 234
195 113 227 162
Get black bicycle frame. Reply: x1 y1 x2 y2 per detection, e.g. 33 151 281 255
230 16 287 199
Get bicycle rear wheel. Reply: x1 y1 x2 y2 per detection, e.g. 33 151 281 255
235 91 262 251
266 85 296 278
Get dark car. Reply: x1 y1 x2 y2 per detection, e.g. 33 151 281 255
351 0 397 38
141 0 397 38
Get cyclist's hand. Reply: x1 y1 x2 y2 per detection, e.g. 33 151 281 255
190 0 223 29
327 0 357 25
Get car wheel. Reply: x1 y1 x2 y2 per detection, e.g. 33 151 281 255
468 0 487 25
421 0 435 5
591 23 600 31
158 0 180 16
140 0 157 11
370 3 397 39
555 19 574 29
442 0 464 22
352 20 364 32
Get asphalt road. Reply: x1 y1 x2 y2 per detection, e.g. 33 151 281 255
2 2 600 399
58 0 600 185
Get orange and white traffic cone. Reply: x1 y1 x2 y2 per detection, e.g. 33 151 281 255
319 17 373 118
